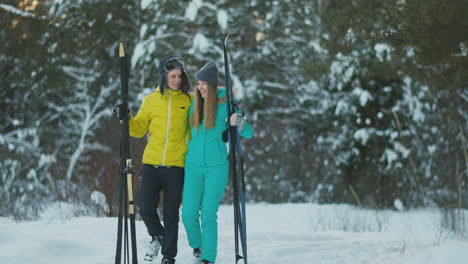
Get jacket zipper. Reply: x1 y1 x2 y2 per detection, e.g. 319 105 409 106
162 90 172 165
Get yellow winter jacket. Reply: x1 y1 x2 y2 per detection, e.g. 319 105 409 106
129 87 192 167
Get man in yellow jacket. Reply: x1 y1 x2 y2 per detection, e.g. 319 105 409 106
129 56 192 264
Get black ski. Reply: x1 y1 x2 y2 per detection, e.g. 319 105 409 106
221 34 248 264
115 42 138 264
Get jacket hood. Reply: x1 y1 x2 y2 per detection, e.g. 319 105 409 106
158 56 191 96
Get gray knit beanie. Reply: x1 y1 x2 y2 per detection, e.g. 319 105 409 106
195 62 218 88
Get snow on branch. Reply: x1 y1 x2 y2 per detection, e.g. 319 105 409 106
263 81 289 90
65 80 117 181
0 3 48 19
0 3 34 17
84 142 111 153
63 66 99 83
0 128 40 154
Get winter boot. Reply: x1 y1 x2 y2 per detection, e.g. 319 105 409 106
161 257 176 264
193 248 201 258
144 235 162 261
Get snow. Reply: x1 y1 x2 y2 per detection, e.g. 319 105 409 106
345 28 356 43
330 53 355 91
139 24 149 40
394 199 405 211
217 9 228 30
132 41 147 68
0 3 34 17
0 203 466 264
141 0 152 10
394 142 410 158
400 77 426 122
185 0 203 21
374 43 392 61
354 128 371 145
38 154 55 167
397 242 467 264
308 39 325 53
352 87 372 106
428 145 436 154
90 191 109 214
335 99 355 115
381 148 399 165
189 32 211 54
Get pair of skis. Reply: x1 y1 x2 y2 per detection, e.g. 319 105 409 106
221 35 249 264
115 42 138 264
114 37 248 264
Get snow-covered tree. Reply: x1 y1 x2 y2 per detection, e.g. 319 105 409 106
313 0 468 207
1 0 141 218
1 1 63 218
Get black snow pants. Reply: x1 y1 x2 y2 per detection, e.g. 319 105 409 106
138 164 184 259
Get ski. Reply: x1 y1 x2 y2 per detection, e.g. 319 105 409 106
220 34 248 264
115 42 138 264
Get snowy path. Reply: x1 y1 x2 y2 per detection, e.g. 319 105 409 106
0 203 467 264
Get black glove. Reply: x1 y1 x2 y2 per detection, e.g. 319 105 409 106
113 104 130 120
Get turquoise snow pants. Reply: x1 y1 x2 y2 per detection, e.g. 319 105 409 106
182 163 229 263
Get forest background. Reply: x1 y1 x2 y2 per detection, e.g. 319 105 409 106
1 0 467 220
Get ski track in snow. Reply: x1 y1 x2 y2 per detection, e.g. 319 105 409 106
0 204 467 264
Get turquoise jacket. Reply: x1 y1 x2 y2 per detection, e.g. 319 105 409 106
185 89 253 167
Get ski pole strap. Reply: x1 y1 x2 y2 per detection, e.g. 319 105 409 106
232 103 244 117
124 157 134 174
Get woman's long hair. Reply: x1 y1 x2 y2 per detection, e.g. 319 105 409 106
190 83 218 130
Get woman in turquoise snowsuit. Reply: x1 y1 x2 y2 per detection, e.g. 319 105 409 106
182 62 253 264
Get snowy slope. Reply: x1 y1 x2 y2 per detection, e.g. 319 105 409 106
0 203 467 264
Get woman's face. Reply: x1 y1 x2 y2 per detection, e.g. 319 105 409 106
166 69 182 90
197 81 209 98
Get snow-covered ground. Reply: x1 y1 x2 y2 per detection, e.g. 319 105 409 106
0 203 467 264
